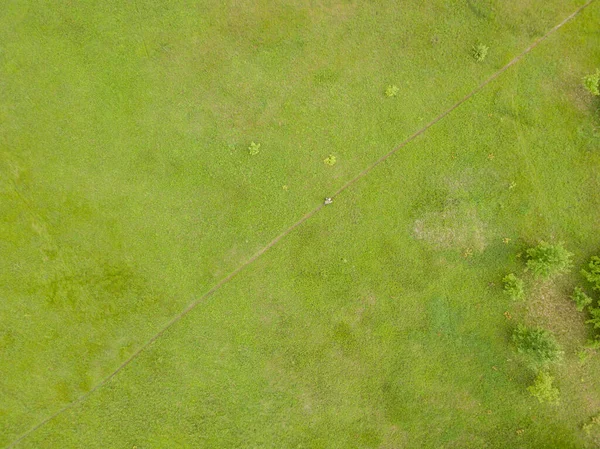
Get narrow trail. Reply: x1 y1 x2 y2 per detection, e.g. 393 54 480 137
5 1 596 446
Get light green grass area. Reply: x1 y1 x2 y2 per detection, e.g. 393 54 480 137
2 0 600 447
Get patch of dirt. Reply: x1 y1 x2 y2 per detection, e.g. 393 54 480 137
525 280 588 351
378 424 409 449
413 203 487 253
307 1 358 25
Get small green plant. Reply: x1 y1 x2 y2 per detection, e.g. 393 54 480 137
323 154 337 166
512 324 563 367
385 85 399 97
578 349 590 364
525 241 573 278
583 69 600 96
503 273 525 301
583 413 600 435
571 287 593 312
248 141 260 155
585 338 600 350
472 43 489 62
578 339 600 364
582 256 600 291
527 371 560 404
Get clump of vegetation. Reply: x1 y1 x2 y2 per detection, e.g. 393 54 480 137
587 307 600 330
583 413 600 435
527 371 560 404
512 324 563 367
472 43 489 62
571 287 593 312
580 256 600 332
583 69 600 96
248 141 261 155
385 85 399 97
582 256 600 291
503 273 525 301
323 154 337 166
525 241 573 278
578 339 600 365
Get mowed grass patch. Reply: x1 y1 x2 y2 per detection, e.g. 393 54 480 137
4 0 592 441
9 3 600 446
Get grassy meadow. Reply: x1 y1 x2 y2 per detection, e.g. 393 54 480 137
2 0 600 447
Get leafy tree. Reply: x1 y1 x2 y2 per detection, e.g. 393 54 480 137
512 324 563 367
525 241 573 278
503 273 525 300
527 371 560 404
583 69 600 96
582 256 600 291
571 287 593 312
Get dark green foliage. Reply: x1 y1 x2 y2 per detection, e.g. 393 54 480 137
527 371 560 404
585 338 600 350
512 324 563 367
525 241 573 278
582 256 600 291
587 307 600 330
503 273 525 300
571 287 593 312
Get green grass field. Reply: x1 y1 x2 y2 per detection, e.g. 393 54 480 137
2 0 600 447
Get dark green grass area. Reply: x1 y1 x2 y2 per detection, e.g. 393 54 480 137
2 0 600 447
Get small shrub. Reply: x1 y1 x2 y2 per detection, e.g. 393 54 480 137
585 338 600 350
587 307 600 330
472 43 489 62
503 273 525 300
583 69 600 96
527 371 560 404
385 85 399 97
571 287 593 312
583 413 600 435
512 324 563 367
578 339 600 364
323 155 337 166
582 256 600 291
525 241 573 278
248 141 260 155
578 349 590 364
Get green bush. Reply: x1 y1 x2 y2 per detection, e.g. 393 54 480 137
525 241 573 278
385 85 399 97
503 273 525 300
571 287 593 312
578 338 600 364
472 43 489 62
323 154 337 166
582 256 600 291
587 307 600 330
583 69 600 96
248 141 260 155
527 371 560 404
512 324 563 367
583 413 600 435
